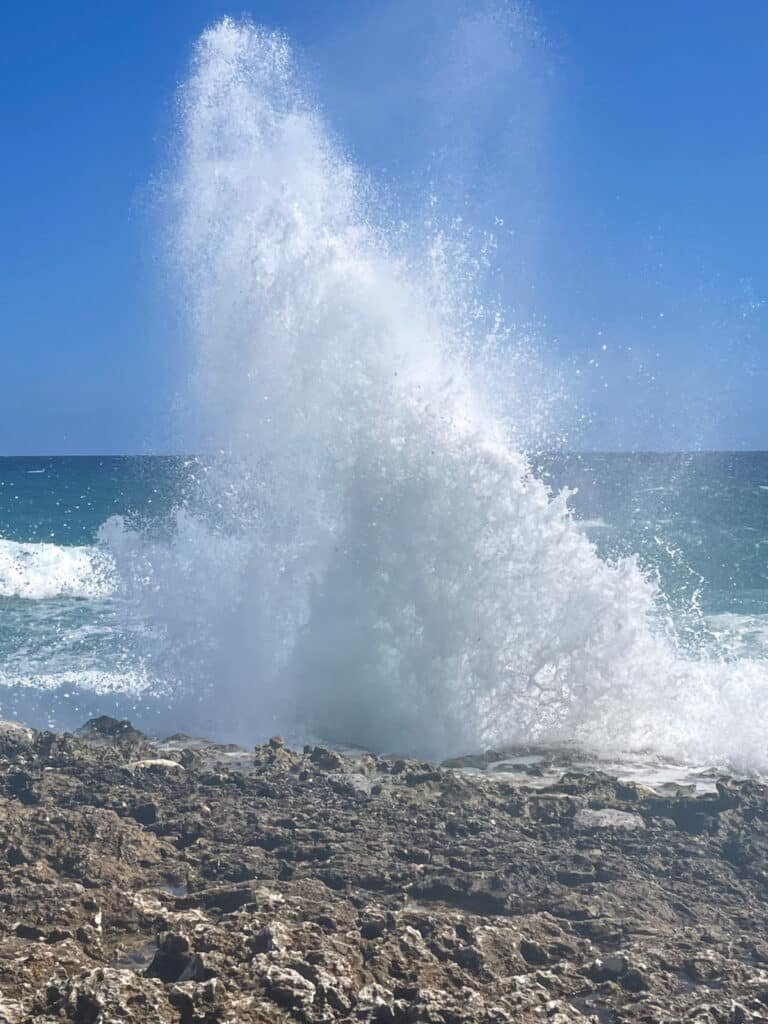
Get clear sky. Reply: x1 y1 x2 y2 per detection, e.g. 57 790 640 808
1 1 766 453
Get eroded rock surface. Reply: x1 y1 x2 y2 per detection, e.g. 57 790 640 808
1 717 767 1022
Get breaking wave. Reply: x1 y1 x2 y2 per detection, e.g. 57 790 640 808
0 538 116 601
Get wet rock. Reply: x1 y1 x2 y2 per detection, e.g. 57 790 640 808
13 923 46 941
455 944 484 972
251 921 290 953
76 716 146 745
6 845 28 866
621 967 649 992
131 801 159 825
5 768 39 805
360 915 387 940
146 933 213 984
521 939 550 966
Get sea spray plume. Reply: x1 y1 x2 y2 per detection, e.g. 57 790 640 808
153 16 656 752
105 19 768 765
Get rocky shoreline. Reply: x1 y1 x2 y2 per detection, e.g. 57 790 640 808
1 717 767 1022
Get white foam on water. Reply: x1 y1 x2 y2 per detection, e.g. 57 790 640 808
706 613 768 657
575 517 611 531
0 668 151 695
0 537 116 600
101 19 768 768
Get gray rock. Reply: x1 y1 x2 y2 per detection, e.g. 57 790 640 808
251 922 290 953
4 714 768 1023
360 916 387 940
75 716 146 744
520 939 550 965
263 964 316 1012
574 807 646 830
0 720 35 752
588 954 629 981
621 967 649 992
146 933 212 984
328 771 373 795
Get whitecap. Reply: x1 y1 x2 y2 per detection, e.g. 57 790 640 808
0 537 116 600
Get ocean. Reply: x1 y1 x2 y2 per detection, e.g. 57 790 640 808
1 452 766 755
0 457 178 729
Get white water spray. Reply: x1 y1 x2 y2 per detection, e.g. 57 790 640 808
106 18 768 765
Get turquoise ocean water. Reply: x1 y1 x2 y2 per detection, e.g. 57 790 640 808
1 453 767 738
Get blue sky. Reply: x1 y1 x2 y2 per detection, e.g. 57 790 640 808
1 0 766 453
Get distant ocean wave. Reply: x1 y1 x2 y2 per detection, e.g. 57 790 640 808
0 537 116 600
